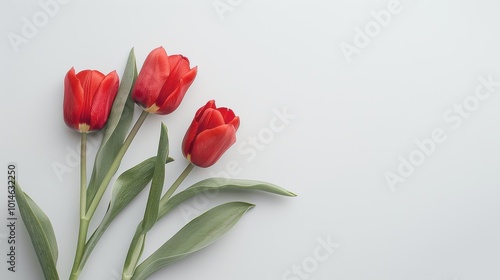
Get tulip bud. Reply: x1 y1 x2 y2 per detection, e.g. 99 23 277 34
132 47 197 115
182 100 240 168
63 67 119 133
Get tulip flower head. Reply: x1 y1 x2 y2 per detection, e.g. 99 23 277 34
182 100 240 168
64 68 119 133
132 47 197 115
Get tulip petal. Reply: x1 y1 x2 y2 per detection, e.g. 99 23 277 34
76 70 105 127
197 109 225 132
194 100 215 122
189 124 237 168
217 107 240 129
159 56 188 94
156 56 191 102
63 67 84 130
76 70 105 101
90 71 119 131
132 47 170 109
155 64 197 115
182 120 199 158
217 108 234 123
229 116 240 130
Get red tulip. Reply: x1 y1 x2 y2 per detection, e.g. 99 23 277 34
182 100 240 168
64 68 119 133
132 47 197 115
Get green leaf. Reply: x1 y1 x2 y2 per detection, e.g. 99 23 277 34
15 183 59 280
79 155 171 271
142 123 169 232
87 48 137 210
121 124 170 278
158 178 296 220
102 48 137 145
131 202 254 280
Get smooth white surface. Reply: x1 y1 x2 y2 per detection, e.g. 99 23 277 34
1 0 500 279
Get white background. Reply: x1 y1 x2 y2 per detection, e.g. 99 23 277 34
1 0 500 279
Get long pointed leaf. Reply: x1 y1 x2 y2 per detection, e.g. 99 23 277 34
16 183 59 280
142 123 169 232
131 202 254 280
158 178 295 219
87 49 137 209
122 124 170 278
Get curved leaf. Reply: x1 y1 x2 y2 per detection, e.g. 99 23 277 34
87 48 137 209
16 183 59 280
131 202 254 280
158 178 296 220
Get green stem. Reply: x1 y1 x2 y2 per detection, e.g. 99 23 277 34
80 133 88 224
69 132 88 280
122 163 195 279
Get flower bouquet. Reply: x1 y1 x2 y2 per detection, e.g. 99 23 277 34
15 46 295 280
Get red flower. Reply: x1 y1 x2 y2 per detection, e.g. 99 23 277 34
132 47 197 115
64 67 119 133
182 100 240 168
